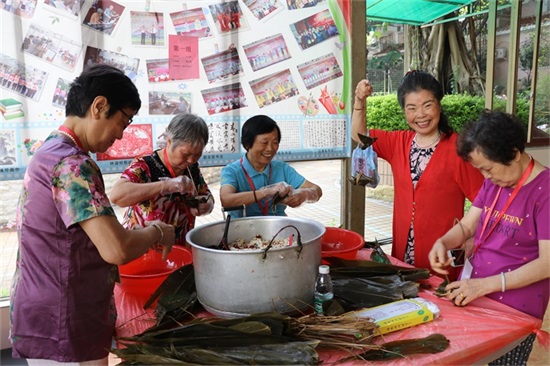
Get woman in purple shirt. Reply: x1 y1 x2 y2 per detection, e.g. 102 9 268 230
429 110 549 365
11 65 175 365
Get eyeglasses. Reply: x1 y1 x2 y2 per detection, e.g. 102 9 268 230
119 109 134 128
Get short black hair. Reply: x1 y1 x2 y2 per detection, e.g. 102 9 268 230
457 110 526 165
397 70 453 137
241 115 281 151
65 64 141 118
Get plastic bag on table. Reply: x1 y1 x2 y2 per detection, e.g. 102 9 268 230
350 138 379 188
113 284 157 340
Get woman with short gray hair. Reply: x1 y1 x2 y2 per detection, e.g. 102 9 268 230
111 113 214 247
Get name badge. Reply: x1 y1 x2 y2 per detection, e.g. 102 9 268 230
459 258 473 280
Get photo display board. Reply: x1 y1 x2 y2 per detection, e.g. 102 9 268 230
0 0 353 180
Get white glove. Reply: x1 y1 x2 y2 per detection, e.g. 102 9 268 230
159 176 195 195
259 182 292 200
281 187 320 208
189 194 215 216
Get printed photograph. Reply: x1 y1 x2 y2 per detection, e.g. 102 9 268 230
208 0 249 35
145 59 172 83
97 124 153 160
130 11 164 46
285 0 325 10
242 0 283 21
83 46 139 82
297 53 342 89
43 0 85 18
149 91 192 115
200 82 247 116
201 47 243 84
82 0 124 36
1 0 37 18
21 24 82 72
170 7 212 39
51 77 70 109
0 53 49 102
289 9 339 50
243 33 291 72
249 69 299 108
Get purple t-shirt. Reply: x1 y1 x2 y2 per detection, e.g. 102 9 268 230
469 168 549 319
11 132 118 362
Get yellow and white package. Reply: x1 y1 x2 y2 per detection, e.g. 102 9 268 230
351 297 440 335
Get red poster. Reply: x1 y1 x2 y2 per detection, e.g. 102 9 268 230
168 35 199 80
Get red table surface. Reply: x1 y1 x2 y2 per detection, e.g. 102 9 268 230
114 249 542 365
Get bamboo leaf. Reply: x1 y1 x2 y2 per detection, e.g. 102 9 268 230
206 312 292 336
144 265 195 310
331 276 420 310
325 257 430 282
354 333 450 361
113 342 319 365
228 321 273 335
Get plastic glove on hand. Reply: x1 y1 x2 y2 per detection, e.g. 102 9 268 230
281 187 320 208
259 182 292 200
189 194 214 216
159 176 195 195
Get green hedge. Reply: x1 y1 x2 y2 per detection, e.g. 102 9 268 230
364 94 530 132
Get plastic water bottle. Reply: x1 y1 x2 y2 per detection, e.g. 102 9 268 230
314 264 334 315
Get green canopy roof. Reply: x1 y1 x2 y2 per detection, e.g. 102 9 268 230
366 0 475 26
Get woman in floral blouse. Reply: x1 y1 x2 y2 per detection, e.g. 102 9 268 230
111 113 214 247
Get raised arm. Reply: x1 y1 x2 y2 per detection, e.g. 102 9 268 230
351 79 373 143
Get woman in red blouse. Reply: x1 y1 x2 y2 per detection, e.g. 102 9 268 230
351 70 484 280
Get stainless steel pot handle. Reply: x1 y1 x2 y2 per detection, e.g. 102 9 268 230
262 224 302 260
222 204 246 219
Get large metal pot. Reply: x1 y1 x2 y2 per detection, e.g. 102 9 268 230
186 217 325 318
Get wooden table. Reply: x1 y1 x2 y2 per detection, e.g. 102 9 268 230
113 249 542 365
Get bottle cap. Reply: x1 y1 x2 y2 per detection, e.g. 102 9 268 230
319 264 330 274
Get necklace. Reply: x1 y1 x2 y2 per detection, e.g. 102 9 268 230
58 126 84 149
58 130 78 147
413 131 441 149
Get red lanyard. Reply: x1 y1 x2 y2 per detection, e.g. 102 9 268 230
472 157 535 255
163 148 177 178
241 157 271 215
58 126 84 150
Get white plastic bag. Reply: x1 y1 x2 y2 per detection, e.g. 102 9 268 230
350 143 379 188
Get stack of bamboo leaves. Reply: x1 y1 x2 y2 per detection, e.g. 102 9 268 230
111 258 448 364
324 257 431 311
113 312 381 364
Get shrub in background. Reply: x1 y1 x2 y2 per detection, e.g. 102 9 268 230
364 93 531 132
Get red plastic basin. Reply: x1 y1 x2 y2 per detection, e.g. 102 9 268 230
321 227 365 260
118 246 193 298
